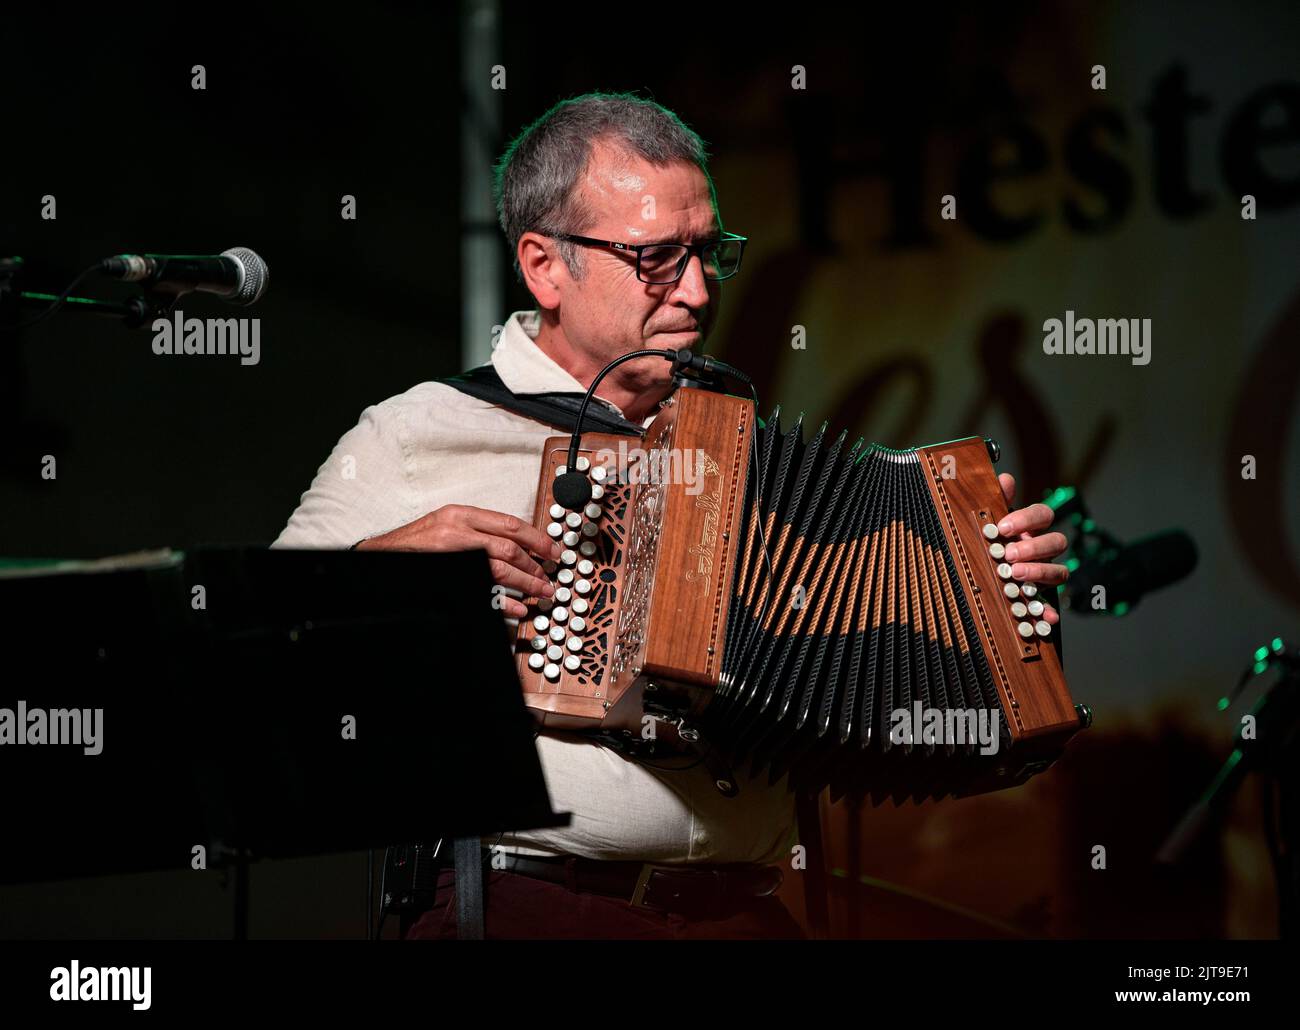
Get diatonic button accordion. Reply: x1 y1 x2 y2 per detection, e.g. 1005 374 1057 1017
515 386 1088 803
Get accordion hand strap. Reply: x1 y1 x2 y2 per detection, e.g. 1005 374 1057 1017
441 364 647 437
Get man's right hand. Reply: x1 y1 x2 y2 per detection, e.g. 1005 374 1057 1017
356 504 559 618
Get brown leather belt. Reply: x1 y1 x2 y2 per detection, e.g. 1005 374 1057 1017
484 850 784 920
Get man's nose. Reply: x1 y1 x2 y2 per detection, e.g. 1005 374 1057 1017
671 252 711 308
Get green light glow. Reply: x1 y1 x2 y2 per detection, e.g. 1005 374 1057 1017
1254 660 1269 675
1273 637 1284 653
1217 696 1229 711
1113 601 1130 616
1066 557 1080 572
1255 646 1268 662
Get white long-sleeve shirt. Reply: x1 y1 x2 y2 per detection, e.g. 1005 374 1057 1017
272 310 798 865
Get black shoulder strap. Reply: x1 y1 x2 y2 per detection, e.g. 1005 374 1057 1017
441 364 645 437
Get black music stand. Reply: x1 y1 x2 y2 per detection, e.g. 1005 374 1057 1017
0 547 567 937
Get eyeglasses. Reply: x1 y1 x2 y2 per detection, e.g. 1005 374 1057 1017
555 231 747 284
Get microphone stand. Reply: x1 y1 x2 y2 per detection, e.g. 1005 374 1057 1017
1 256 179 331
1155 639 1300 937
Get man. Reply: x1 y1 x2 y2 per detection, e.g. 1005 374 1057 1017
273 92 1068 939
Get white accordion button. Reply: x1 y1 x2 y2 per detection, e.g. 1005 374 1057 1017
528 653 545 671
997 563 1013 579
577 559 594 576
1035 620 1052 637
560 549 577 566
564 654 582 672
549 625 565 642
1003 583 1020 599
989 542 1006 559
566 636 583 652
555 465 566 476
581 522 599 538
542 560 557 574
1010 601 1028 618
1017 621 1034 638
1021 583 1038 598
565 512 583 529
530 636 546 651
576 456 590 472
554 586 572 603
544 662 560 681
570 616 586 632
557 569 574 585
562 530 580 547
591 466 607 482
575 579 592 595
536 597 553 613
1028 599 1045 617
532 615 549 632
549 504 565 520
584 503 601 520
547 644 563 661
572 598 589 615
590 484 605 500
579 541 597 557
546 522 563 538
552 606 569 623
982 523 999 540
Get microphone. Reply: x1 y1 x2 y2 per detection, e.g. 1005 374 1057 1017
1065 530 1198 615
551 347 751 510
99 247 269 306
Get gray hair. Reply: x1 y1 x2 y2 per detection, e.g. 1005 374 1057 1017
493 92 714 283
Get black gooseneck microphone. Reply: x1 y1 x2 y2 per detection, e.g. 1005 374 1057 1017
551 348 751 510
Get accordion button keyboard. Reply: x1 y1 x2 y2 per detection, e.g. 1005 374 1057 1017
577 559 594 575
574 579 592 595
532 615 549 632
1018 621 1034 638
1035 620 1052 637
530 635 546 651
584 503 602 520
544 663 561 681
591 466 607 482
554 586 572 603
564 654 582 672
989 542 1006 559
560 549 577 566
572 598 589 615
549 503 565 519
590 484 605 500
576 456 590 472
1021 583 1039 598
566 636 583 652
546 522 563 538
581 522 599 537
982 523 1000 540
562 530 580 547
1011 601 1028 618
549 625 566 642
528 653 545 671
565 512 583 528
579 541 597 557
1028 599 1045 616
1003 582 1020 598
570 616 586 632
997 562 1013 579
552 606 569 623
547 644 563 661
557 569 574 585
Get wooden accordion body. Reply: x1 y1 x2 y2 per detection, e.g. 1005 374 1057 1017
514 386 1087 803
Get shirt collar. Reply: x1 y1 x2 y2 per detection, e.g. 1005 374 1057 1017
491 309 649 422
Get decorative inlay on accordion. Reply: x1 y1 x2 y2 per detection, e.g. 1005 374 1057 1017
514 386 1088 802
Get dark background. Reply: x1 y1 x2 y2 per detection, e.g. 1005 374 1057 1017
1 2 1297 938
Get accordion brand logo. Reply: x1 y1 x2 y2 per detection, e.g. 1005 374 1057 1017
685 451 722 596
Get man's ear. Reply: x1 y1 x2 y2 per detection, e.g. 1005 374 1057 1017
519 232 562 310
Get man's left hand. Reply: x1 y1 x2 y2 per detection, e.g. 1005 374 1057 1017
996 473 1069 625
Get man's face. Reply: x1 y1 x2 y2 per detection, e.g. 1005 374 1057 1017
552 143 723 391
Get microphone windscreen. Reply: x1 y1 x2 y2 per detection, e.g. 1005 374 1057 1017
552 471 592 510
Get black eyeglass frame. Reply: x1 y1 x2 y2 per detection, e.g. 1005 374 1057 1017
554 231 747 284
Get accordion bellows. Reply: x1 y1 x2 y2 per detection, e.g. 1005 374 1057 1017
515 386 1086 804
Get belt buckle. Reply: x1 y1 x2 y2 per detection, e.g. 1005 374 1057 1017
629 863 657 908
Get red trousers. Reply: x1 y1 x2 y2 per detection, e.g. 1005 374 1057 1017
403 867 806 940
